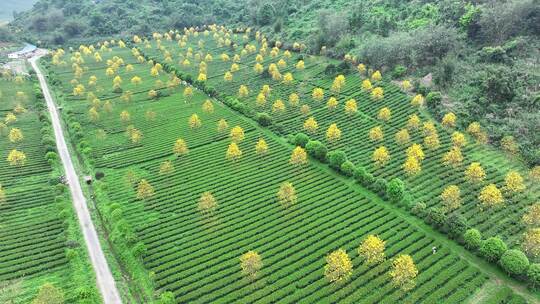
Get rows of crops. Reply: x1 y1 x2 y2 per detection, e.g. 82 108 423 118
40 41 503 302
139 29 539 250
0 76 96 302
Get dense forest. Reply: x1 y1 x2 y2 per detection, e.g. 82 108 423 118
6 0 540 165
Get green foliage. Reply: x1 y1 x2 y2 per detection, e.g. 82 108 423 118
499 250 529 276
386 178 405 203
305 140 327 162
340 160 355 177
480 237 508 262
294 132 310 148
328 150 347 170
463 229 482 250
528 264 540 288
256 112 272 126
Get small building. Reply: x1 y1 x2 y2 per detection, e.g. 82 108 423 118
7 44 37 59
83 175 93 185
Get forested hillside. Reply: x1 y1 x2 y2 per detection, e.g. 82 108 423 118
6 0 540 165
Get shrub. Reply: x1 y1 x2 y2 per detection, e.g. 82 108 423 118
305 140 328 162
75 286 93 299
95 171 105 180
426 91 442 109
256 112 272 126
371 178 387 196
447 214 468 239
294 133 310 147
386 178 405 203
411 202 427 217
336 61 350 74
500 250 529 276
353 166 368 184
328 150 347 170
528 264 540 288
464 229 482 250
159 291 175 304
392 65 407 79
426 207 446 227
324 64 337 76
340 161 355 177
480 237 508 262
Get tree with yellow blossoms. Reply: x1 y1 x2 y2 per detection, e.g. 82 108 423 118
300 104 311 116
136 179 154 201
303 117 318 134
312 88 324 101
443 146 463 168
522 228 540 258
406 143 425 162
7 149 26 166
357 63 366 75
296 60 305 70
283 72 294 85
465 162 486 184
255 138 269 156
358 235 386 266
224 71 233 82
369 126 384 141
173 138 189 157
401 80 412 91
277 181 297 208
373 146 390 168
361 79 372 91
407 114 421 131
327 97 338 111
130 128 143 144
202 100 214 114
403 156 421 177
395 129 410 145
272 99 286 114
504 171 525 194
371 70 382 82
230 126 245 143
331 75 345 93
441 113 457 129
289 93 299 107
131 76 142 86
479 184 504 209
344 99 358 116
238 85 249 98
529 166 540 183
522 203 540 227
226 142 243 162
290 146 307 168
256 93 266 107
324 249 353 283
240 251 263 280
183 87 193 102
217 119 229 134
189 114 202 129
410 94 424 107
198 191 217 215
326 123 341 144
440 185 461 212
390 255 418 291
501 136 519 155
424 133 440 150
451 132 467 148
159 160 175 176
378 107 391 121
8 128 23 143
371 87 384 100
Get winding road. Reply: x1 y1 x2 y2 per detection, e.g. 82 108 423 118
30 55 122 304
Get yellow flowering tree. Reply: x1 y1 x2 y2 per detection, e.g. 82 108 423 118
442 112 457 128
324 249 353 283
226 142 243 162
230 126 245 143
136 179 155 201
217 119 229 134
407 114 421 130
451 132 467 148
395 129 410 145
403 156 421 176
8 128 23 143
159 160 175 176
289 146 307 168
344 99 358 116
390 255 418 291
372 146 390 168
326 123 342 144
479 184 504 209
202 100 214 114
173 139 189 157
358 235 386 266
465 162 486 184
369 126 384 142
277 181 297 208
189 114 202 129
440 185 461 212
522 228 540 258
255 138 269 156
522 203 540 227
327 97 338 111
7 149 26 166
361 79 372 91
198 191 217 215
442 146 463 168
312 88 324 101
378 107 391 121
371 87 384 100
504 171 525 194
240 251 263 279
303 117 318 134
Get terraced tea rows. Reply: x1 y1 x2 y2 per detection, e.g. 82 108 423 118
40 43 503 303
140 30 539 250
0 77 96 302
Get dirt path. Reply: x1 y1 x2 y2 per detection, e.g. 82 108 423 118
29 55 122 304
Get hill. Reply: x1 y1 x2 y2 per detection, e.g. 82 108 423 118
7 0 540 166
